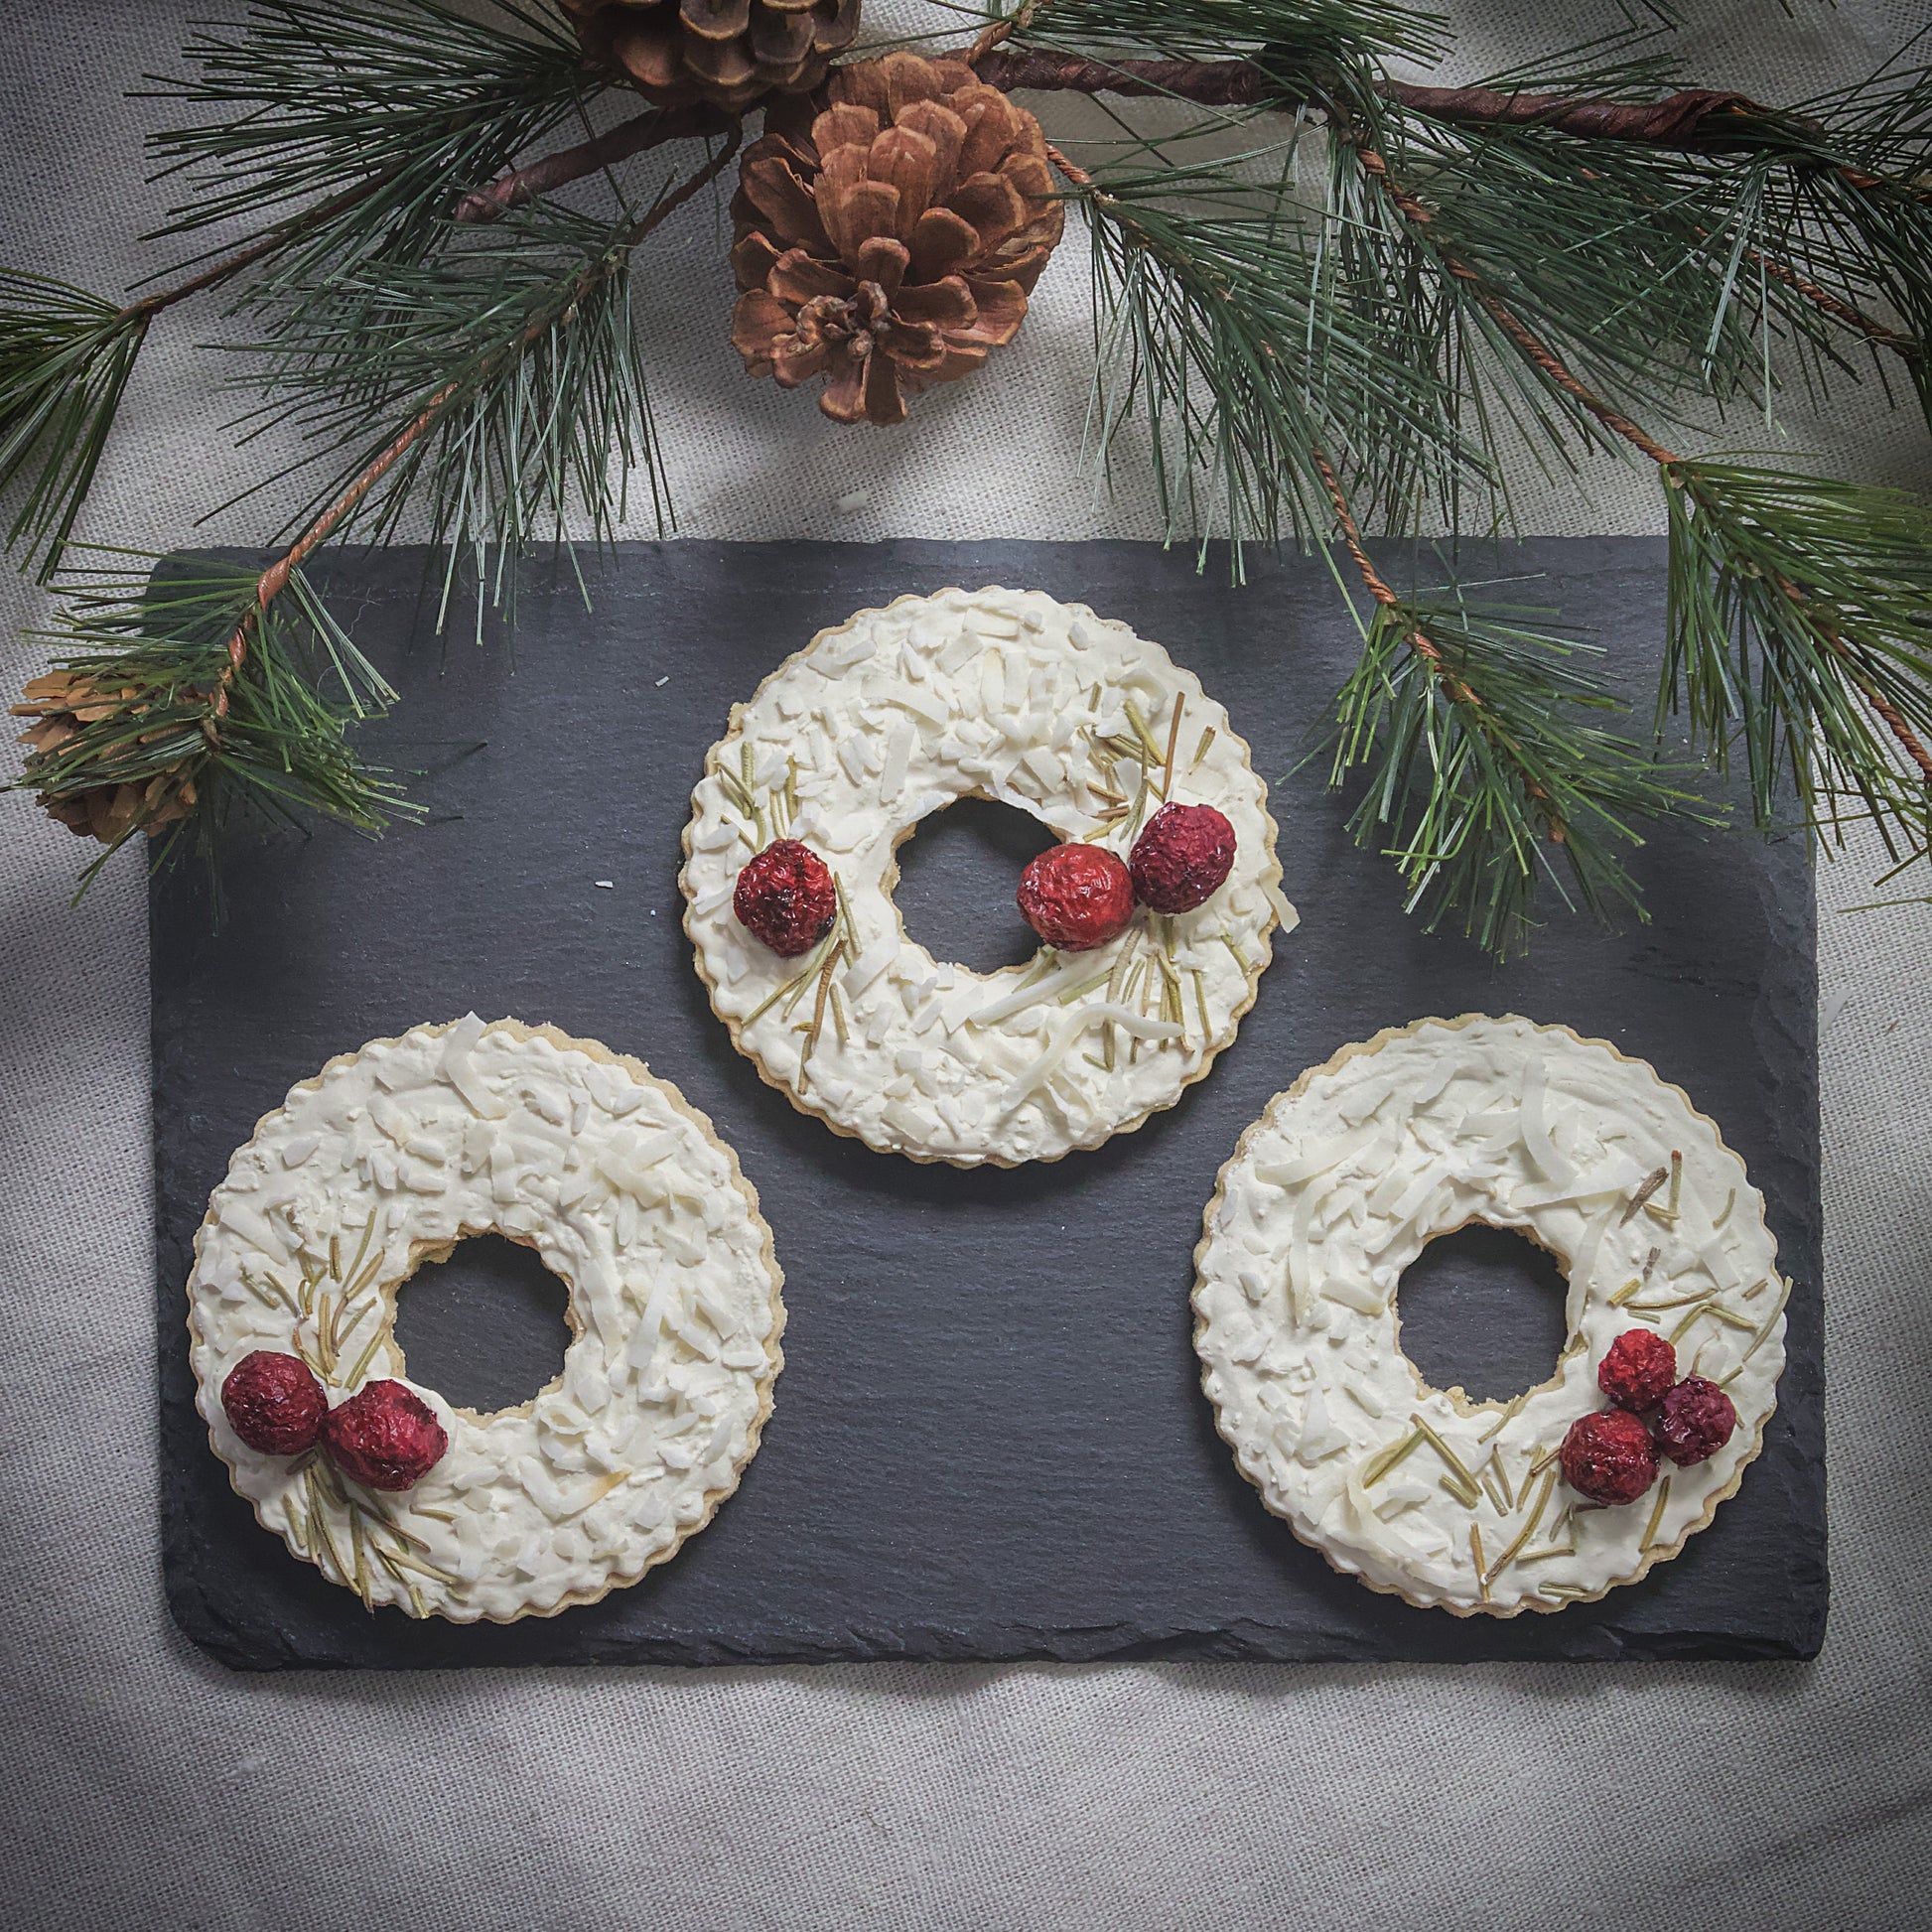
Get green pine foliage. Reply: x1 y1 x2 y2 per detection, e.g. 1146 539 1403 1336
236 206 665 634
1080 153 1487 565
1661 463 1932 858
1 0 1927 941
142 0 597 297
1326 589 1715 955
0 272 148 580
1027 0 1451 74
19 553 416 888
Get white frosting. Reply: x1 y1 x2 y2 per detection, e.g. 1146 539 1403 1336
1193 1015 1787 1616
186 1019 784 1623
680 588 1294 1166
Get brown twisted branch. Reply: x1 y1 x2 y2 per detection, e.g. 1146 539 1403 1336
453 102 730 222
1000 49 1922 366
983 49 1783 150
1310 451 1486 719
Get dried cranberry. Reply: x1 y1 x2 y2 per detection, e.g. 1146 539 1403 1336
1129 802 1236 913
221 1350 327 1455
1652 1376 1738 1466
321 1380 448 1491
735 839 838 956
1560 1408 1658 1505
1597 1327 1678 1412
1016 843 1136 951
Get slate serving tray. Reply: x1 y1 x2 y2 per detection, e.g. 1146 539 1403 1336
153 538 1826 1669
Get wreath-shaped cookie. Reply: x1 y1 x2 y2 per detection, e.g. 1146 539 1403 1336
188 1017 784 1623
1192 1015 1787 1616
681 586 1295 1167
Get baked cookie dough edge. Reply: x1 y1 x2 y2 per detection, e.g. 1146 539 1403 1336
1189 1012 1786 1620
186 1016 787 1627
679 586 1293 1170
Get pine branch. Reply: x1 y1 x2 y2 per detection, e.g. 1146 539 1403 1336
983 20 1932 406
142 0 599 296
984 47 1789 151
0 273 149 581
0 3 606 584
8 131 740 887
7 345 469 870
242 137 738 631
1058 145 1486 558
454 103 729 223
1049 24 1932 924
1330 126 1932 868
1047 120 1709 951
999 0 1451 71
1661 464 1932 855
1324 589 1714 955
1310 449 1710 955
9 552 415 891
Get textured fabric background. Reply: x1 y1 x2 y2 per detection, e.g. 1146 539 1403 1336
3 5 1929 1927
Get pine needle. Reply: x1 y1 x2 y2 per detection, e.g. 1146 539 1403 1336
141 0 596 298
9 551 417 893
1324 584 1718 956
230 204 668 636
1024 0 1451 73
1075 155 1487 565
1659 460 1932 863
0 272 148 580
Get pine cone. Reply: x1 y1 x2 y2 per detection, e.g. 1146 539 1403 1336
11 670 199 845
559 0 860 112
730 51 1064 426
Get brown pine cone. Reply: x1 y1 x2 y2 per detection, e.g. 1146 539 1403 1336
559 0 860 112
730 51 1064 426
12 670 199 845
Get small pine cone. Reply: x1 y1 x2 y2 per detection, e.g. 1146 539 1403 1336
11 669 200 845
559 0 860 112
730 50 1064 425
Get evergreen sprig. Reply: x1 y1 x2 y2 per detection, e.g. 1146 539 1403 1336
142 0 598 296
1326 586 1715 955
237 204 668 633
1660 462 1932 857
15 552 415 888
1025 0 1451 74
1077 154 1485 564
1733 48 1932 426
3 0 1928 946
0 272 149 581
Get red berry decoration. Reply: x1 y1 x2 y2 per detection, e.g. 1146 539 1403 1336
220 1350 327 1456
1652 1376 1738 1466
1129 801 1236 913
321 1380 449 1491
1016 842 1136 951
1597 1327 1678 1412
1560 1407 1658 1505
735 838 837 957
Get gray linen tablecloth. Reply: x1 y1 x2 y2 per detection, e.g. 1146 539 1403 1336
4 4 1929 1926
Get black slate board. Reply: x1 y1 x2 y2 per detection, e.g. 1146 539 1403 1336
152 538 1827 1669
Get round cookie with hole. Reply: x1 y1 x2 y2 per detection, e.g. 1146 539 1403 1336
680 587 1294 1167
1191 1014 1787 1616
186 1017 784 1623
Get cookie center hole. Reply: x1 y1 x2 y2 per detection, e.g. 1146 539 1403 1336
895 794 1057 975
393 1233 573 1414
1395 1223 1570 1404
